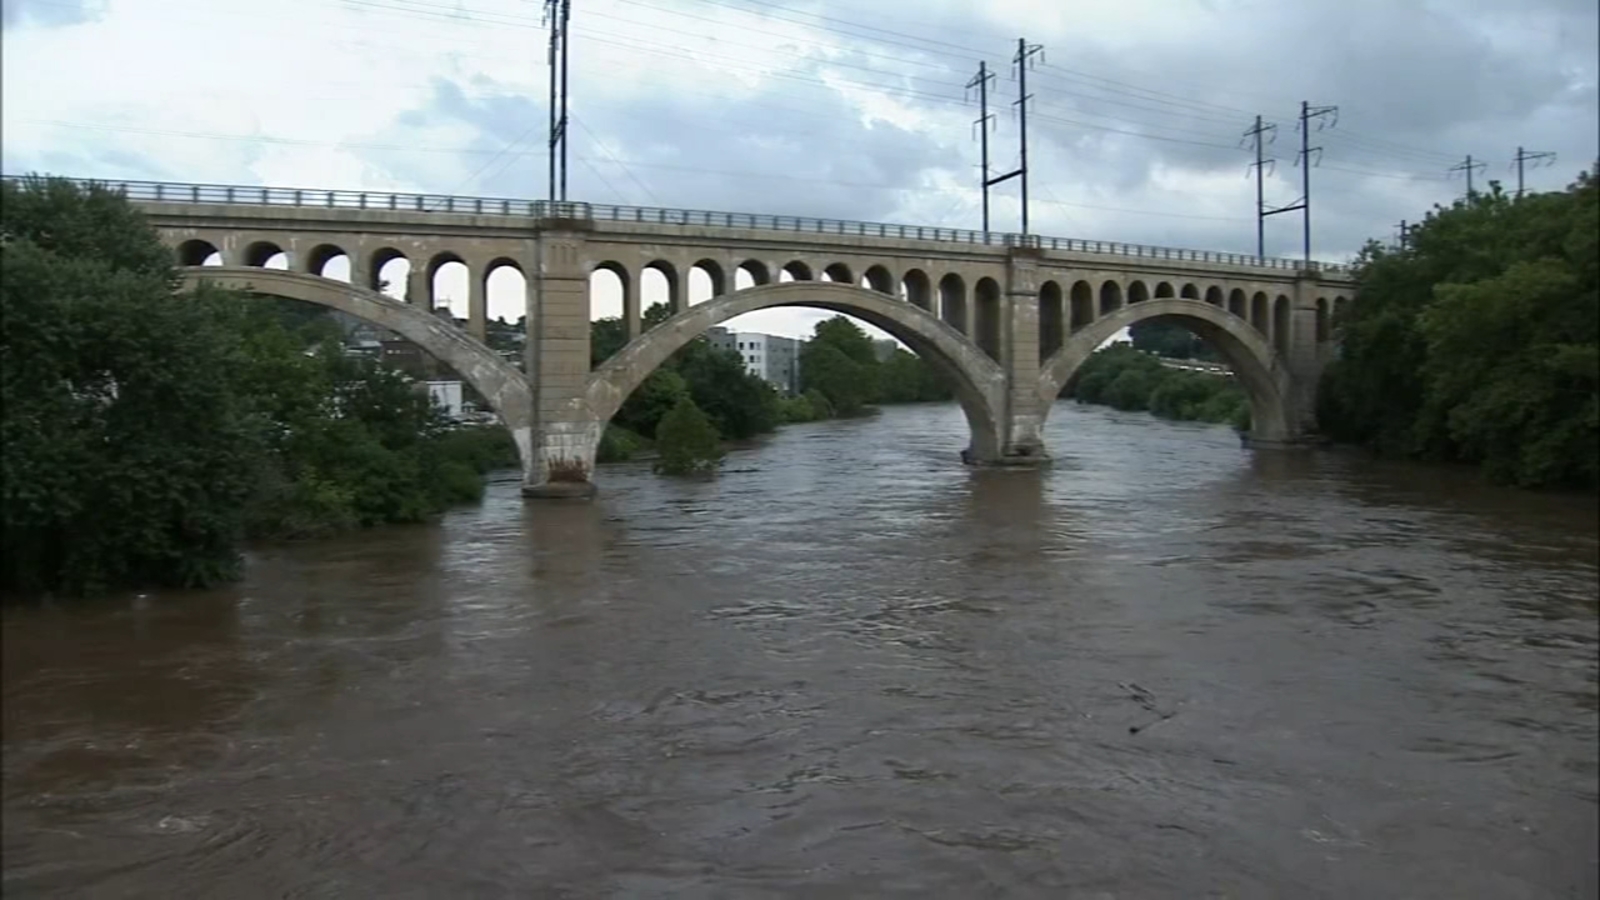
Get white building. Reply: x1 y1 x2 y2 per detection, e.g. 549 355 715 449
424 380 465 418
707 327 803 395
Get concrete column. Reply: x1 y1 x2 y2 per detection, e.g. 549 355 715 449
405 269 427 306
524 232 599 498
468 265 488 341
1285 273 1327 439
669 265 687 315
349 256 371 293
1000 249 1049 463
624 266 642 340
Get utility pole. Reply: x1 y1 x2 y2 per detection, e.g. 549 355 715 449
1242 115 1278 258
1448 154 1486 198
967 61 997 234
1295 100 1337 264
1512 146 1556 197
544 0 572 203
982 38 1043 236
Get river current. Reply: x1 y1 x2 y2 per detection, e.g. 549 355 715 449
4 401 1596 898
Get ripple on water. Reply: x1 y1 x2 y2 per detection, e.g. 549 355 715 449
3 401 1596 898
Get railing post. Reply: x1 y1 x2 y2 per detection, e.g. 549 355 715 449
155 184 164 200
227 187 234 203
294 190 302 205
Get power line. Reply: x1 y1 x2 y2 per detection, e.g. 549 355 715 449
1447 154 1486 197
1512 146 1556 197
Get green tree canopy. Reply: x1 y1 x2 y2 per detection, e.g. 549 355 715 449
1317 168 1598 489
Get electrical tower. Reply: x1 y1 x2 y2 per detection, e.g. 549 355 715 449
1245 101 1335 262
980 39 1043 236
544 0 572 203
1293 101 1337 264
1512 146 1556 197
1448 154 1486 198
1242 115 1278 259
967 61 997 234
1396 219 1410 250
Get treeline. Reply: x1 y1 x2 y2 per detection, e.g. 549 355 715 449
1067 344 1250 429
1 176 518 599
1317 168 1597 490
588 312 952 464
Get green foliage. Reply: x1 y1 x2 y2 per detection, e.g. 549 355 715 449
676 341 780 440
1130 320 1208 360
1069 344 1248 427
591 316 627 367
1 176 522 599
2 178 260 597
778 392 822 423
1317 168 1598 489
596 424 651 462
613 368 691 439
653 396 724 475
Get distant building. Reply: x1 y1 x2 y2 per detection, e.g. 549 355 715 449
707 326 803 395
872 338 899 362
424 380 465 418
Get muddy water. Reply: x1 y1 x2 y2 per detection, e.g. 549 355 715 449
4 402 1596 899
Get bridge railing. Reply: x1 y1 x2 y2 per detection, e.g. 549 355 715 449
2 174 1352 275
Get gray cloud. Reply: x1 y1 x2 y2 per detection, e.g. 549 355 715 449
359 0 1594 265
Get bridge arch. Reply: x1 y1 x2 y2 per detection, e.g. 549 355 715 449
586 281 1006 465
177 266 534 467
1038 297 1293 441
176 238 222 267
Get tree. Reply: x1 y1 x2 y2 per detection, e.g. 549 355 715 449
1 177 262 595
801 341 872 416
676 342 779 439
1317 167 1598 489
653 396 724 475
591 316 627 367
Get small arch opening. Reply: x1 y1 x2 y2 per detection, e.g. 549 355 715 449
939 273 967 333
901 269 932 312
861 264 894 294
1273 294 1291 355
244 240 286 269
1099 280 1123 316
428 253 468 320
974 277 1002 361
737 259 770 287
177 238 222 267
372 250 410 301
1040 280 1065 360
1069 280 1094 334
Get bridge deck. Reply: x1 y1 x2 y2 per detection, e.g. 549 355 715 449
5 175 1354 281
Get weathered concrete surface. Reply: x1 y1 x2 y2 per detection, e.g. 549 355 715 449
177 267 538 479
584 281 1010 470
1037 296 1300 442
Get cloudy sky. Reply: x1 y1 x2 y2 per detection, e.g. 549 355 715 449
3 0 1596 339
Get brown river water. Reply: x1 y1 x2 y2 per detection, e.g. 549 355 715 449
3 402 1597 899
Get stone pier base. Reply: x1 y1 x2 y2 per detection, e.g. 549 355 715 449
521 480 598 500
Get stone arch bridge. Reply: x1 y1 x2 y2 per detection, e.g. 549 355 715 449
107 178 1354 497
